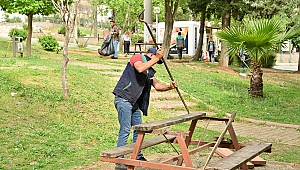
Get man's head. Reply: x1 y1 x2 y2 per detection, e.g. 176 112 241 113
146 48 163 64
178 32 181 36
147 48 157 55
110 20 115 27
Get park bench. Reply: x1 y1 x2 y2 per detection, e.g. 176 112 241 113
207 142 272 170
100 111 272 170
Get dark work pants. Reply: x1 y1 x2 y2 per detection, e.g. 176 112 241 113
124 41 130 54
209 51 214 62
177 47 183 60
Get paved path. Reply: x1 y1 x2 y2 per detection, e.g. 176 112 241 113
149 90 300 146
273 65 298 71
197 120 300 146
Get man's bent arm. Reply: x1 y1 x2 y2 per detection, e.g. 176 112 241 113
152 77 177 91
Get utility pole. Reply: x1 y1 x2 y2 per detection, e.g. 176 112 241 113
144 0 152 43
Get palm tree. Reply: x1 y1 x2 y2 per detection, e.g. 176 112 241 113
217 17 300 97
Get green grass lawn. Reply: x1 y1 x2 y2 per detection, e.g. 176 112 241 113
0 38 299 169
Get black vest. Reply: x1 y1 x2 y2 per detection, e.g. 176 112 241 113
112 55 156 116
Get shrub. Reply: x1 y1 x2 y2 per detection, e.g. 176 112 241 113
38 34 59 51
8 28 27 40
6 16 22 23
33 16 43 22
22 24 28 30
77 29 85 37
58 25 66 35
58 25 84 37
131 34 144 45
260 52 277 68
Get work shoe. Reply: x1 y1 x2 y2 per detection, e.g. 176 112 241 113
110 56 118 59
137 156 147 161
115 163 127 170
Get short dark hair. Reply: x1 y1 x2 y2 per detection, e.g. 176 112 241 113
110 20 115 23
178 32 181 36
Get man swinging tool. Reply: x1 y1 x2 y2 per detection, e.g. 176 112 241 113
112 48 178 170
138 9 190 114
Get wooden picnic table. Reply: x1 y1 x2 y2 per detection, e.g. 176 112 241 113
100 111 272 170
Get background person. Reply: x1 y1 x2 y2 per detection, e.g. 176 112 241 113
110 20 119 59
176 32 185 60
112 48 178 170
207 37 215 62
239 48 250 73
122 31 131 57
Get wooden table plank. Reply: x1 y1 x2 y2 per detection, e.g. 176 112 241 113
208 142 272 170
216 148 254 169
132 112 206 131
100 135 176 158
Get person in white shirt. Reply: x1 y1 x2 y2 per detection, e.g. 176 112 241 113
122 31 131 57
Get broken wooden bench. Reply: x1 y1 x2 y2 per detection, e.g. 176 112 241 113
207 142 272 170
100 111 272 170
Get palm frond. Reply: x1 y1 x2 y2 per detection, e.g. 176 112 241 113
283 26 300 41
216 17 289 63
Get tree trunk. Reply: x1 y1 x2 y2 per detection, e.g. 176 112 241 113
193 9 206 61
163 12 174 58
26 12 33 57
62 29 70 100
219 0 231 67
52 0 79 100
119 3 130 53
163 0 178 59
249 62 263 97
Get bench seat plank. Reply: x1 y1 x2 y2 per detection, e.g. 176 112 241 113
208 142 272 170
132 112 206 131
100 135 176 158
215 148 254 169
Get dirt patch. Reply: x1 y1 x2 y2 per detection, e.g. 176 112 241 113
69 49 99 56
216 65 238 74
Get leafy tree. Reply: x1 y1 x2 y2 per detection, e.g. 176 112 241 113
217 0 260 66
217 17 300 97
246 0 299 19
247 0 300 72
1 0 56 57
175 7 192 21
